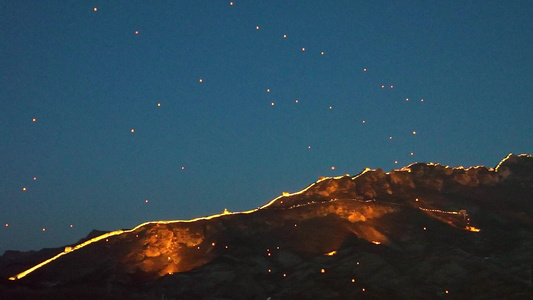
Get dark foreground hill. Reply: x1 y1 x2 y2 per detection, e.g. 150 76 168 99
1 154 533 299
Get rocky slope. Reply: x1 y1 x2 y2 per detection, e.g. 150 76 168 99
1 153 532 299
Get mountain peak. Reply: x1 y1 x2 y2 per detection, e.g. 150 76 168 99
2 154 533 299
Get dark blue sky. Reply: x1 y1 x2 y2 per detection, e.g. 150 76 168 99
1 0 532 252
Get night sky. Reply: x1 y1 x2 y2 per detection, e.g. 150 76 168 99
1 1 532 253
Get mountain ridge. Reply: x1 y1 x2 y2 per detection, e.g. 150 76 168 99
1 153 532 299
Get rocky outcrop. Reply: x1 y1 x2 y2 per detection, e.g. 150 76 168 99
1 154 532 300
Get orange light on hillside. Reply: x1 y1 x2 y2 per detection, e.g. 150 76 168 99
325 250 337 256
466 226 481 232
371 241 381 245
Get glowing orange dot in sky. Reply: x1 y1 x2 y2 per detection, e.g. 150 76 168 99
389 136 393 140
381 85 385 88
32 118 36 122
362 120 366 123
266 89 270 92
331 166 335 170
295 99 298 103
410 152 414 156
321 51 324 55
181 166 185 170
229 1 233 5
406 98 409 101
256 26 260 30
22 187 26 191
329 106 332 109
131 129 135 133
199 78 203 82
308 146 311 149
271 102 275 106
390 85 394 88
394 161 398 164
283 34 287 38
42 228 46 232
5 224 8 227
33 177 37 180
301 47 305 51
157 103 161 107
93 7 97 12
70 224 73 228
145 199 149 203
421 99 424 102
321 269 325 273
363 68 367 72
135 31 139 34
412 131 416 135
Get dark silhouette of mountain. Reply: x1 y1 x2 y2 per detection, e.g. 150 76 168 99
1 154 533 299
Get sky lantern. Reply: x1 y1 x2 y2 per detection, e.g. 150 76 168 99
199 78 203 83
283 34 287 38
145 199 149 203
406 98 409 101
266 88 270 92
301 47 305 51
5 224 8 227
33 177 37 180
135 31 139 34
321 51 324 55
256 26 260 30
321 268 325 273
362 120 366 123
381 85 385 88
131 129 135 133
271 102 274 106
157 103 161 107
390 85 394 88
295 99 298 103
421 99 424 102
70 224 73 228
229 1 233 5
331 166 335 170
42 228 46 232
363 68 367 72
22 187 27 191
93 7 97 12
